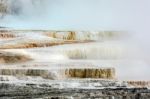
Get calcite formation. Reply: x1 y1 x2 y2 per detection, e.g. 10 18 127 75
44 31 123 41
0 68 115 80
0 51 32 63
127 81 150 88
0 32 15 38
65 68 115 79
0 30 94 49
0 30 150 99
0 40 91 49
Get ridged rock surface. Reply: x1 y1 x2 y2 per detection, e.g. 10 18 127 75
0 51 32 63
65 68 115 79
0 68 115 80
0 80 149 99
0 33 15 38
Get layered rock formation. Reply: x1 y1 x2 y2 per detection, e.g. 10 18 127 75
0 51 32 64
0 68 116 80
0 33 15 38
0 30 150 99
0 80 149 99
127 81 150 88
44 31 123 41
65 68 115 79
0 30 16 38
0 30 94 49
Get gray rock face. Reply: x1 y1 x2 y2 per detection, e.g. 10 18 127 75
0 81 150 99
0 78 150 99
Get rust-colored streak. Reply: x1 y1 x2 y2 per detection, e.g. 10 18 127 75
0 40 93 49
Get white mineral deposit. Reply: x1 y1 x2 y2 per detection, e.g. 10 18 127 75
0 0 150 98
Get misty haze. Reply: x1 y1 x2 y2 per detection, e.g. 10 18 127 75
0 0 150 98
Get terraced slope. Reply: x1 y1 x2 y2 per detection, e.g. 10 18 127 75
0 30 149 98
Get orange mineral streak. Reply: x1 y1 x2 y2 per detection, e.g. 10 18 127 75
0 40 92 49
0 32 16 39
127 81 150 88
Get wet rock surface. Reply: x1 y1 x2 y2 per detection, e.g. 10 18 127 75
0 81 150 99
0 77 149 99
0 51 32 64
0 68 115 80
66 68 115 79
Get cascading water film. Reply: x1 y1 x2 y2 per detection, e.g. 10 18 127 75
0 0 150 99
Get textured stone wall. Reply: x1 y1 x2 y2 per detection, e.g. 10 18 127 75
65 68 115 79
0 68 115 80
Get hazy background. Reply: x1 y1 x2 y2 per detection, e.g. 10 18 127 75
0 0 149 31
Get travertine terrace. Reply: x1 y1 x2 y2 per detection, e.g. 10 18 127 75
0 30 150 98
